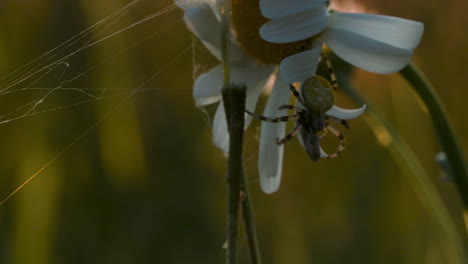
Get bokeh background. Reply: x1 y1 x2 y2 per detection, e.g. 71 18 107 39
0 0 467 263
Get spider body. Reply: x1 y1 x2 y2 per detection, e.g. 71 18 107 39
286 76 340 161
296 110 325 161
245 54 348 161
298 111 330 162
301 75 335 113
246 78 346 162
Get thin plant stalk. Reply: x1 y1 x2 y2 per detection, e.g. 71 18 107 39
240 168 262 264
220 7 238 264
400 64 468 209
220 6 262 264
222 83 246 264
343 86 468 263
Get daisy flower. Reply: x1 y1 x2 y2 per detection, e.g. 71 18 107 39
176 0 278 154
257 0 423 193
176 0 423 194
259 0 425 75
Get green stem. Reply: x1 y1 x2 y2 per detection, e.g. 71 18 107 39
400 64 468 209
220 8 239 264
220 8 230 88
343 87 468 264
222 84 246 264
240 168 262 264
220 7 261 263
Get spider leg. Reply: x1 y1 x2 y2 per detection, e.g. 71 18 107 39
289 84 306 105
245 110 300 123
319 126 328 139
276 124 302 145
323 123 345 159
321 53 339 91
327 116 350 129
278 105 304 112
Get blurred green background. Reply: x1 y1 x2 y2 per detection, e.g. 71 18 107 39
0 0 467 263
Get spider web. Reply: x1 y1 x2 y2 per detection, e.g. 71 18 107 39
0 0 201 205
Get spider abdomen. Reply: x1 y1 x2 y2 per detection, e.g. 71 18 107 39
298 126 321 161
301 76 335 113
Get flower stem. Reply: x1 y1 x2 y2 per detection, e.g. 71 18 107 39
342 86 468 264
240 168 262 264
222 85 262 264
220 5 230 88
222 83 246 264
400 64 468 209
220 7 239 263
221 6 262 263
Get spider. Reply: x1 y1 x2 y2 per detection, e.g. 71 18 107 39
246 54 350 162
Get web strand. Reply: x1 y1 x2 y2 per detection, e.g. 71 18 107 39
0 0 194 205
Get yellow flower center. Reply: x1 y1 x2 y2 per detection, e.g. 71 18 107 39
231 0 313 65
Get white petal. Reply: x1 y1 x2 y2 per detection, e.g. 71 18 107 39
176 0 221 17
260 0 327 19
243 70 274 127
326 104 366 120
212 72 273 152
279 44 322 84
212 102 230 153
329 12 424 50
258 75 291 194
174 0 198 10
194 65 274 106
183 2 222 59
320 147 328 158
193 65 223 106
181 1 252 63
260 6 329 43
320 28 413 74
